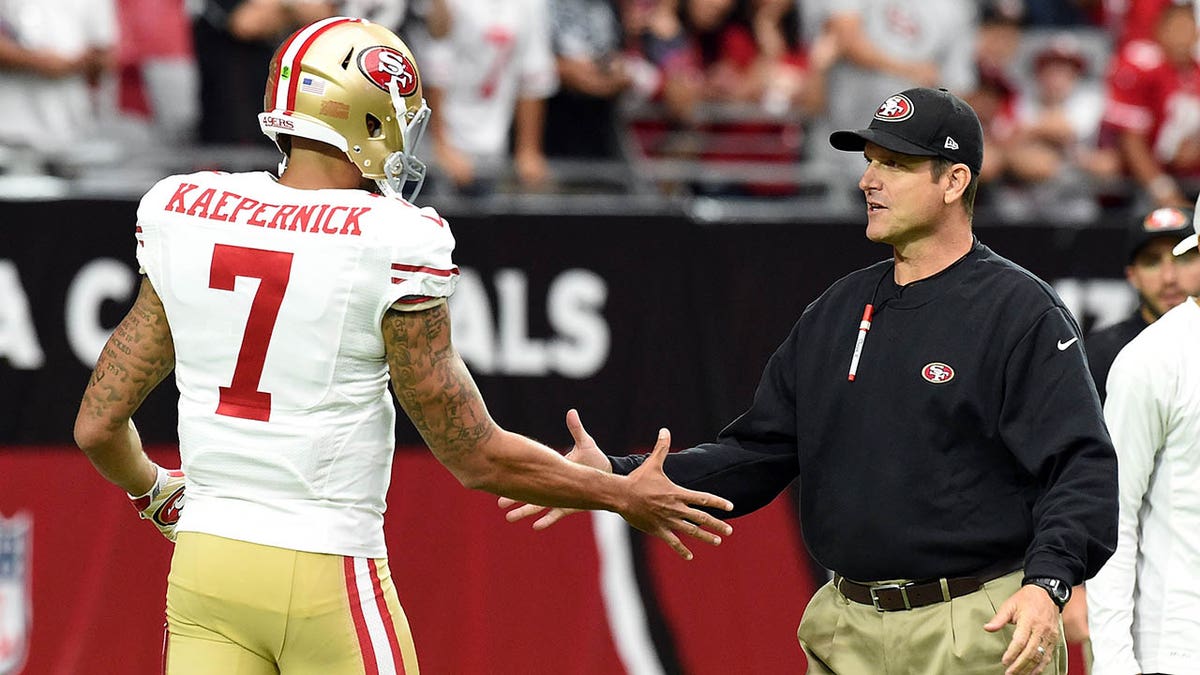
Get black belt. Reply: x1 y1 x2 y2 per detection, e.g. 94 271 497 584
834 567 1013 612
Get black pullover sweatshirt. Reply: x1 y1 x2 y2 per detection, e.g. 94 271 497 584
612 240 1118 585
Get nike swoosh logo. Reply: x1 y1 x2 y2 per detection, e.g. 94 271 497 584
1057 337 1079 351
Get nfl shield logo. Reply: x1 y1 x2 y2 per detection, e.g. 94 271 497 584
0 513 31 675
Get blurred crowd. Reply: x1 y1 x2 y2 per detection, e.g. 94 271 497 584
3 0 1200 215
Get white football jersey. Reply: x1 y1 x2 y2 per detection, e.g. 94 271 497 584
135 171 458 558
420 0 558 157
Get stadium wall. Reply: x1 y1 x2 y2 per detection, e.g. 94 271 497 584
0 201 1127 673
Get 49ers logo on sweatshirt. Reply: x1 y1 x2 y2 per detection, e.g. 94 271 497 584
921 362 955 384
874 95 914 122
358 46 418 96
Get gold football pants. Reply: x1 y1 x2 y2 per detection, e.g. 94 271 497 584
165 532 419 675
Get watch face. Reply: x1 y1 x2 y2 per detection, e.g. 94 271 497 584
1029 578 1070 606
1044 579 1069 603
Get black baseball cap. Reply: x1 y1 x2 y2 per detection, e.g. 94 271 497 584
830 87 984 176
1127 206 1195 262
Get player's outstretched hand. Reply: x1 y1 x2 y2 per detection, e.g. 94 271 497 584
984 584 1061 675
618 427 733 560
500 408 609 528
129 464 186 542
500 411 735 559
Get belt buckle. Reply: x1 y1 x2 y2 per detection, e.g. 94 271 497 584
869 582 912 612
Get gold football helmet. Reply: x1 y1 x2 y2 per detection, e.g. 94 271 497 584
259 17 430 199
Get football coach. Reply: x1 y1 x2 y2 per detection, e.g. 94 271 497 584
508 87 1119 675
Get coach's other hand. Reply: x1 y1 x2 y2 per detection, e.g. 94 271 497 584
984 583 1062 675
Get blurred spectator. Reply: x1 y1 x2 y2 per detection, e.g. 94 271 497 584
1008 36 1120 189
0 0 117 166
633 0 830 120
422 0 558 193
800 0 978 187
190 0 374 145
113 0 198 147
975 2 1023 75
327 0 410 30
625 0 819 195
636 0 764 125
1101 2 1200 209
964 64 1019 185
273 0 448 34
189 1 285 144
630 0 828 120
1104 0 1177 48
544 0 635 159
751 0 832 117
1022 0 1098 26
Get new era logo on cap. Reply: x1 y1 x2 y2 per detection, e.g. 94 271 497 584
829 87 985 175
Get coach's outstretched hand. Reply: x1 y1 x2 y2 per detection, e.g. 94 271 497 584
499 409 733 560
619 426 733 559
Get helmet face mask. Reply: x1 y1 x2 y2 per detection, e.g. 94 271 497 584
259 17 430 200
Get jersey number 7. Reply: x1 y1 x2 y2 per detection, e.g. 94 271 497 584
209 244 295 422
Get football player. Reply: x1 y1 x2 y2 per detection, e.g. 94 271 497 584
73 17 731 674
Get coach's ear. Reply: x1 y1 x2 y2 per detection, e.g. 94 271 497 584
943 163 971 206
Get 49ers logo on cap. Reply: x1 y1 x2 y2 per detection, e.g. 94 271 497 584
874 94 914 122
358 46 418 96
921 362 955 384
1143 207 1187 231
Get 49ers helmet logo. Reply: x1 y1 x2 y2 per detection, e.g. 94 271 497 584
874 95 914 122
357 46 418 96
921 362 955 384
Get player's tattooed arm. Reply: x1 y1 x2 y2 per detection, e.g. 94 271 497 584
78 277 176 431
381 303 735 555
382 301 497 467
75 276 175 495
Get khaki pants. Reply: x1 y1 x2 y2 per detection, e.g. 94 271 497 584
166 532 419 675
797 570 1067 675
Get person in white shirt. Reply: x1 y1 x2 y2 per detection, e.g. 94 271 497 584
0 0 116 158
420 0 558 192
1087 209 1200 675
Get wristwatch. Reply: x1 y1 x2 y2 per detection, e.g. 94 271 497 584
1024 577 1071 611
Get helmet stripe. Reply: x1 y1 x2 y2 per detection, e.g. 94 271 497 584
266 24 309 106
274 16 358 112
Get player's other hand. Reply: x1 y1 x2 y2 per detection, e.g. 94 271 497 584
618 426 734 560
129 464 186 541
500 408 607 529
